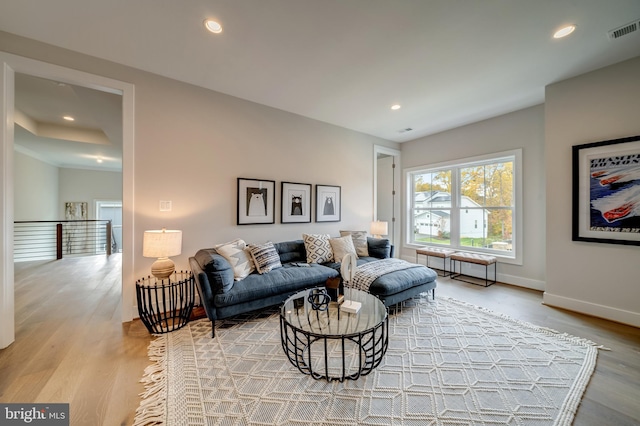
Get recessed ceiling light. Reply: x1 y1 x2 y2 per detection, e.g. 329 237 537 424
96 156 103 163
63 116 75 121
391 104 401 110
553 25 576 39
204 19 223 34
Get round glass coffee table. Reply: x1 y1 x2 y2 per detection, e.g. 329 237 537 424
280 287 388 381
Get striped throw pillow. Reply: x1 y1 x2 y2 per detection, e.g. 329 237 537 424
248 242 282 274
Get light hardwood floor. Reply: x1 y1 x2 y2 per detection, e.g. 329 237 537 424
2 256 639 425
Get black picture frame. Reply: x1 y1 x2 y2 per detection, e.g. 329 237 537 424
572 135 640 246
237 178 275 225
281 182 312 223
315 184 341 222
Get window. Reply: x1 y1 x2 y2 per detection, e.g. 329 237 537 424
407 150 521 259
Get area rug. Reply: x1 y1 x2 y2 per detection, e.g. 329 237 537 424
134 296 601 425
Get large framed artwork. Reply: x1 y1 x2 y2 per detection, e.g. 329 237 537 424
315 184 341 222
281 182 312 223
237 178 275 225
572 135 640 246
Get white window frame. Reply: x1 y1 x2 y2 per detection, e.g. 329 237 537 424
405 149 523 265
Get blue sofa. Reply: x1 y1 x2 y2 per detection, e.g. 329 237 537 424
189 238 437 337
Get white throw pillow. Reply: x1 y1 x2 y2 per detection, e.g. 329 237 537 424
329 235 358 261
302 233 334 263
215 239 255 280
340 230 369 257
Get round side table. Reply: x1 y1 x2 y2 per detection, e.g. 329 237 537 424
135 271 195 333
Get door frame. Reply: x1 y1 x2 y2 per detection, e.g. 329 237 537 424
373 145 401 252
0 52 135 348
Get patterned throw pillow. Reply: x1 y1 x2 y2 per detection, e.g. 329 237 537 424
302 233 334 264
329 235 357 262
340 230 369 257
247 242 282 274
215 239 255 281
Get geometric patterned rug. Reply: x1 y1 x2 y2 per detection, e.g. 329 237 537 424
134 296 601 425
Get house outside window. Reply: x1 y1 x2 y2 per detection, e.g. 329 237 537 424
406 150 521 260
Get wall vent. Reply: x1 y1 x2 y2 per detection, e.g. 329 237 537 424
608 20 639 40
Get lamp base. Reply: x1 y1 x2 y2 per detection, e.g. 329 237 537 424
151 257 175 279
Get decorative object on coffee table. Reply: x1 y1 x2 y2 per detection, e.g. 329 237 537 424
135 271 195 334
307 288 331 311
143 228 182 279
340 253 361 314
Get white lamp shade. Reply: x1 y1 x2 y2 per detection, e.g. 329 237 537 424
143 229 182 258
370 221 388 237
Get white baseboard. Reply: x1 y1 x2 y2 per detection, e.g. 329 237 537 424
543 292 640 328
401 255 545 291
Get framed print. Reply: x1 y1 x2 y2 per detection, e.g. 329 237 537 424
281 182 312 223
572 135 640 246
237 178 275 225
316 184 341 222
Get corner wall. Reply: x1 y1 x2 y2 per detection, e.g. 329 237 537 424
401 105 546 290
544 56 640 327
0 32 399 296
14 150 58 220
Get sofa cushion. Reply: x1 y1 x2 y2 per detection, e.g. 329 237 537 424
193 248 234 293
274 240 306 263
367 237 391 259
248 242 282 274
215 239 255 281
303 233 333 263
329 235 357 261
213 263 338 307
340 230 369 257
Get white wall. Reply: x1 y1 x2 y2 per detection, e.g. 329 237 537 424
58 168 122 219
0 32 399 317
14 150 58 220
544 56 640 327
401 105 546 290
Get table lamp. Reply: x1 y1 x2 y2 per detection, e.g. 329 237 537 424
143 228 182 279
370 221 388 239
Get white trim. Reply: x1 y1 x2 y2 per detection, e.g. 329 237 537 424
0 62 16 348
0 52 136 339
404 148 523 265
374 145 401 252
543 292 640 328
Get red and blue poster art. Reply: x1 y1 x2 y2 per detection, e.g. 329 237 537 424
589 153 640 232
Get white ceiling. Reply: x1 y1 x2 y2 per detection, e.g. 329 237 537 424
2 0 640 171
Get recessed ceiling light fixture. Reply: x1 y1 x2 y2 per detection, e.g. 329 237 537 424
204 19 223 34
391 104 401 110
63 115 75 121
553 24 576 39
96 156 103 163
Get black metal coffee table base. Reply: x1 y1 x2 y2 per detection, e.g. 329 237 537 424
280 312 388 382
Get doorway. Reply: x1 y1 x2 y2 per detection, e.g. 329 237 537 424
1 52 135 349
374 145 401 252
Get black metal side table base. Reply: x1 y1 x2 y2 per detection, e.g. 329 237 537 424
136 271 195 333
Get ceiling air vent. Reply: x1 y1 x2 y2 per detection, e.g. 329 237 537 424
398 127 413 134
608 20 639 40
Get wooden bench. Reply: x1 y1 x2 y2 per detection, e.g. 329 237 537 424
450 252 497 287
415 247 456 277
